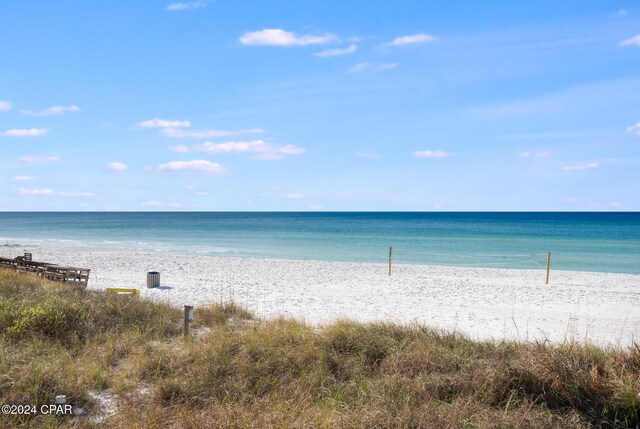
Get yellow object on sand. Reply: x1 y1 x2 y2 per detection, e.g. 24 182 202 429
106 288 140 295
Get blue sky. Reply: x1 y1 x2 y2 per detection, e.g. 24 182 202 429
1 0 639 211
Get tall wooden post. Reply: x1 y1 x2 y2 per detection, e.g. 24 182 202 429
546 252 551 285
388 246 392 276
184 305 193 337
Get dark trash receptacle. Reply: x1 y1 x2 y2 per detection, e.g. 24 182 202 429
147 271 160 288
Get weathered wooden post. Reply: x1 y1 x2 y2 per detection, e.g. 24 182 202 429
388 246 392 276
546 252 551 285
184 305 194 337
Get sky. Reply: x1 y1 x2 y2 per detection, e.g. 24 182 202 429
1 0 639 211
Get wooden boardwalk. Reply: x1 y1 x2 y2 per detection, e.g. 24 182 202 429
0 255 90 286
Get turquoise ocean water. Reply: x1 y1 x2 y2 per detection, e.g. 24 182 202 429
0 212 638 274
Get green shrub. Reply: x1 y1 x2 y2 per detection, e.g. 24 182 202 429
0 298 16 331
4 299 86 341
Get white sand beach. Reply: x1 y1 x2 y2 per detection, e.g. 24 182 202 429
2 245 639 347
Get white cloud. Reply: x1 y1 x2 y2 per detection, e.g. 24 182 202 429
16 188 56 196
355 150 382 159
239 29 336 46
195 191 208 196
381 33 436 47
520 151 552 158
157 160 226 174
1 128 48 137
19 155 60 163
21 105 80 117
616 9 628 17
0 101 11 112
621 34 640 47
16 188 94 198
139 119 264 140
413 150 453 159
105 162 127 171
561 162 599 171
191 140 274 153
627 122 640 135
286 193 305 199
610 201 623 208
168 202 183 208
141 201 162 207
11 176 34 182
173 140 304 160
137 118 191 128
166 1 206 11
160 127 264 138
309 205 322 210
314 44 357 57
348 62 397 73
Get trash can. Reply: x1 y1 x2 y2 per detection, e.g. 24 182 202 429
147 271 160 288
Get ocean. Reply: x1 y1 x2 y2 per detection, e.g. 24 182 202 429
0 212 638 274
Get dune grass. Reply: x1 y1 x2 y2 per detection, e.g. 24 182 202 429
0 270 638 428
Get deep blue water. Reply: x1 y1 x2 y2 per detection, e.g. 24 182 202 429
1 212 639 274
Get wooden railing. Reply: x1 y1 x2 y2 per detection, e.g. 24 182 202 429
0 256 90 286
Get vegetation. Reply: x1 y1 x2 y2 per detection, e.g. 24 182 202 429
0 270 638 428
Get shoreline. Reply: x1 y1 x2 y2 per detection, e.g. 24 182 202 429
1 245 639 347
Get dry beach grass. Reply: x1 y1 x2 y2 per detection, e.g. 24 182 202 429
0 270 639 428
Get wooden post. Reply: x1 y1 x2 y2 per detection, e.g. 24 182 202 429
184 305 193 337
546 252 551 285
388 246 392 276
